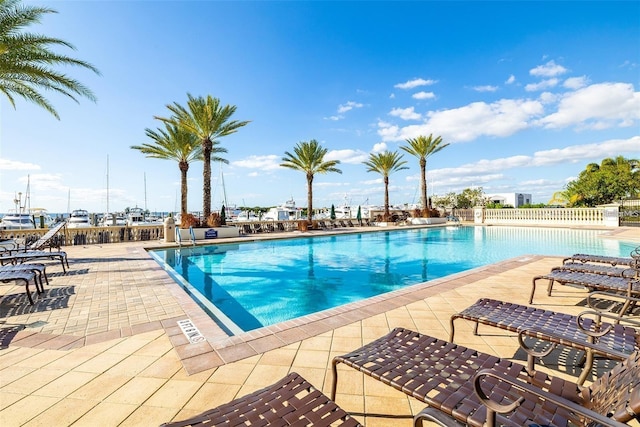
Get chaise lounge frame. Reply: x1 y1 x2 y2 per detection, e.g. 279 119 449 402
530 267 639 305
449 297 640 384
162 372 361 426
331 327 639 427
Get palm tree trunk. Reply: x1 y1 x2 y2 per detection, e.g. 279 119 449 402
420 158 428 213
202 139 212 220
180 161 188 218
384 176 390 221
307 173 314 225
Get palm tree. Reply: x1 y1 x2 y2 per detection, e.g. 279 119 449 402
280 139 342 224
156 94 250 219
363 151 408 221
131 123 212 219
0 0 100 119
400 134 449 213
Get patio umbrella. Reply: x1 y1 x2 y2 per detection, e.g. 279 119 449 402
330 204 336 220
356 205 362 225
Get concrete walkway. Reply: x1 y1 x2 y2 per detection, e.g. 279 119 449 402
1 226 638 426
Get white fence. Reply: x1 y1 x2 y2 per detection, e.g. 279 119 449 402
465 206 621 227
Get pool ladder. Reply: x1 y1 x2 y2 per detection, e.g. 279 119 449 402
175 226 196 246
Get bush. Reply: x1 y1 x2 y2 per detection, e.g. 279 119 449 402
207 213 222 227
180 213 199 228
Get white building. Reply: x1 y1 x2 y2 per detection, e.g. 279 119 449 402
487 193 532 208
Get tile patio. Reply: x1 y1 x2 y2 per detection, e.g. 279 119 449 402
1 225 638 426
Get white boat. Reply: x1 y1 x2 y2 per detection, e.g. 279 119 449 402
67 209 91 228
127 207 149 226
29 208 56 228
0 211 35 230
100 213 127 226
235 210 259 222
263 199 300 221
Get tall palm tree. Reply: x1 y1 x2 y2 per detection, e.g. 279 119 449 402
0 0 100 119
280 139 342 224
363 151 408 221
156 94 250 219
400 134 449 213
131 123 212 219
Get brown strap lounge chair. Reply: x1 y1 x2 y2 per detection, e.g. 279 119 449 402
563 247 639 268
530 267 640 304
450 297 639 384
0 250 69 274
162 372 361 427
0 270 39 304
562 262 635 277
331 327 639 427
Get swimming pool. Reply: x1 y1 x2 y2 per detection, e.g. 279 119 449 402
149 226 636 334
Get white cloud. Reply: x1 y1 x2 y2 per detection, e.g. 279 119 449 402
431 136 640 179
530 60 568 77
538 82 640 129
325 149 369 164
372 142 387 153
525 78 559 92
473 85 498 92
505 75 516 84
563 76 588 90
538 92 558 104
360 178 383 185
394 78 437 89
232 155 281 171
412 91 436 100
378 98 544 143
389 107 421 120
324 115 343 121
389 93 396 99
0 159 41 171
518 178 561 187
337 101 363 113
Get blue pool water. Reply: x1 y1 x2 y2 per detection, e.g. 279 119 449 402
149 226 637 333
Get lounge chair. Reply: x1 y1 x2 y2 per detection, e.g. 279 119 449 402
449 297 639 384
561 261 635 277
530 267 640 304
331 327 639 427
0 270 40 304
0 250 69 274
162 372 361 427
563 247 639 267
26 221 67 251
0 263 48 290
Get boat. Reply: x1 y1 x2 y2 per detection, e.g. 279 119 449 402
263 199 300 221
100 213 127 226
0 211 36 230
127 207 148 226
235 210 259 222
67 209 91 228
29 208 56 228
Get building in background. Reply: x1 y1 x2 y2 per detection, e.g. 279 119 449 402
486 193 532 208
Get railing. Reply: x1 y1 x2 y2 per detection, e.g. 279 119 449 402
483 208 604 225
0 224 165 246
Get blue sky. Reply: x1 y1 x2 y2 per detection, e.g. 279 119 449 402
1 1 639 214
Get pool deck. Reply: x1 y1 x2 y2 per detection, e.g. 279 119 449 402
1 225 639 426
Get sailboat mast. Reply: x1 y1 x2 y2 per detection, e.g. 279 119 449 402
106 155 110 215
25 174 31 213
220 164 229 211
144 172 147 212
